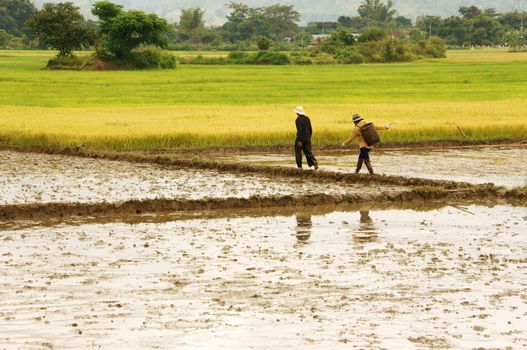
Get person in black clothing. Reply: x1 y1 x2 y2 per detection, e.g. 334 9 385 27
294 106 318 170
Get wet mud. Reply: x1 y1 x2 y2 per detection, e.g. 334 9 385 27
1 205 525 349
0 150 408 206
2 146 521 192
219 146 527 189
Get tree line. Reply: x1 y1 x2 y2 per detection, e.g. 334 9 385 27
1 0 525 53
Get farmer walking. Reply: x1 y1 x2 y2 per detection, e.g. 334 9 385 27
341 114 390 174
294 106 318 170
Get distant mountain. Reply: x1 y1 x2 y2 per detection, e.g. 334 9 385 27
31 0 519 24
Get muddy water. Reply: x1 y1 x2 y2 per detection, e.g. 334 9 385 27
226 146 527 189
1 205 525 349
0 151 407 205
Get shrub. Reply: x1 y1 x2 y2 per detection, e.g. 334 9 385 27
356 41 385 63
247 51 290 65
228 51 250 63
272 41 291 51
46 55 87 70
130 47 176 69
417 36 447 58
312 53 338 64
257 37 272 50
179 55 228 65
170 43 197 51
357 28 388 43
159 52 177 68
130 47 161 69
319 30 356 54
289 51 314 65
223 41 252 51
383 39 416 62
335 49 365 64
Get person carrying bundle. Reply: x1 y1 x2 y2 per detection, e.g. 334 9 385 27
341 114 391 174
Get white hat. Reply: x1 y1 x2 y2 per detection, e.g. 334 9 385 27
294 106 305 115
352 114 364 123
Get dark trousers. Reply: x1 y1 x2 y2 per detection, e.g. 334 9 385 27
358 147 372 160
295 140 316 168
357 147 374 174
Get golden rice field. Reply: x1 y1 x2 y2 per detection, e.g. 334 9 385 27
0 49 526 150
2 101 526 150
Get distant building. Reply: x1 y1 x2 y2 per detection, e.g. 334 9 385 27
311 34 331 44
309 34 330 48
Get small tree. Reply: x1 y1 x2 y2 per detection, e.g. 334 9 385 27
338 16 353 28
263 4 300 41
459 6 482 20
28 2 94 57
178 8 205 44
295 32 312 49
358 0 396 23
92 1 170 58
395 16 412 28
257 36 271 50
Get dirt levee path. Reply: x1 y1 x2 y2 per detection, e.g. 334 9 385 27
0 148 525 225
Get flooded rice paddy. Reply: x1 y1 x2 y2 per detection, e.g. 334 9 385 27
226 146 527 189
0 148 525 349
0 151 407 205
0 205 526 349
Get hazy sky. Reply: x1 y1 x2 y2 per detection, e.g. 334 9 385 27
32 0 520 24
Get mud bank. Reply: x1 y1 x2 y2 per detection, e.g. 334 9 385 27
0 200 468 231
0 190 461 227
1 188 525 231
1 205 525 349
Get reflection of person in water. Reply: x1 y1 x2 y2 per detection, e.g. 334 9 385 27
353 211 379 243
296 215 312 243
360 211 373 224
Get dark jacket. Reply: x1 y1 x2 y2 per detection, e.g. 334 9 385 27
295 115 313 143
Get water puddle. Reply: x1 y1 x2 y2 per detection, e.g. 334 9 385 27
225 146 527 189
1 205 525 349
